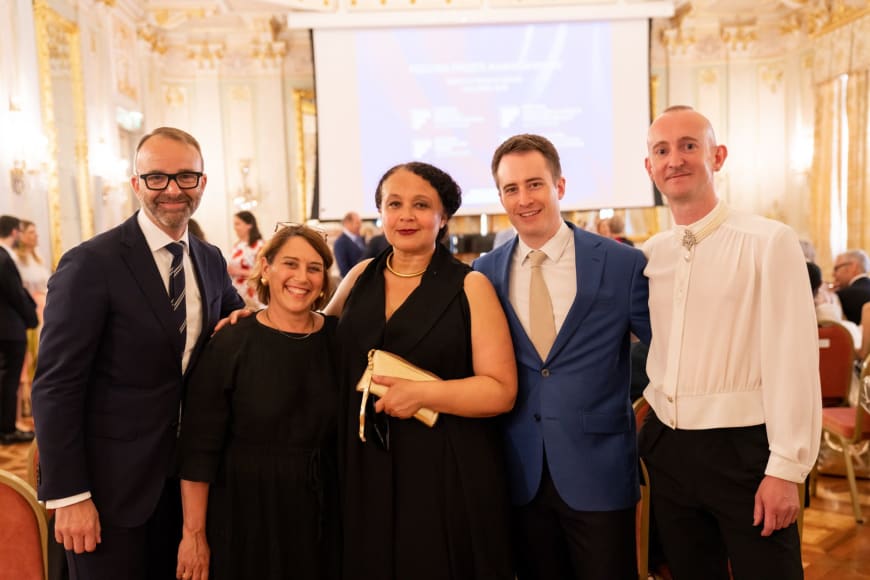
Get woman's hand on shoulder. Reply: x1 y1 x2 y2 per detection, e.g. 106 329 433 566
211 307 255 335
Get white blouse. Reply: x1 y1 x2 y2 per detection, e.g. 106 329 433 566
642 202 821 483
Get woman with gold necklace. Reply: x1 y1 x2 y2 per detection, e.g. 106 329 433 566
177 224 340 580
326 162 518 579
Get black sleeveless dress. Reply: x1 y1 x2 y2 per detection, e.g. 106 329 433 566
337 245 513 580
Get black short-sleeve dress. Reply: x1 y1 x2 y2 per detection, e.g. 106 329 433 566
179 314 340 580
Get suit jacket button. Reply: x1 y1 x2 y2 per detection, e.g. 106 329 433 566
533 413 541 422
541 369 550 377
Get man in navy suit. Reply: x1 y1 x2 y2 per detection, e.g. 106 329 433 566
0 215 38 445
333 211 365 276
32 127 245 579
833 250 870 325
474 134 651 579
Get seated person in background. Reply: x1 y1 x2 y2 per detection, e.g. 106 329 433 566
334 211 366 276
608 214 635 247
833 249 870 325
808 261 861 348
177 224 340 580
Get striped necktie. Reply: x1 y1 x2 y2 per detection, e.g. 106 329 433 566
166 242 187 353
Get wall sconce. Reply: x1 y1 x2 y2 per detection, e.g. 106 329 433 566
10 160 26 195
8 97 47 195
232 158 260 210
91 139 129 204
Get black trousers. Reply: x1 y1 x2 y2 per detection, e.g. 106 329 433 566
0 339 27 433
639 413 803 580
67 479 181 580
512 462 637 580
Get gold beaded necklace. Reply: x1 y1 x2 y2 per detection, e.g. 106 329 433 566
385 252 427 278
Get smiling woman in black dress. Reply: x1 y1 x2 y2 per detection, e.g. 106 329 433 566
326 162 518 580
176 224 339 580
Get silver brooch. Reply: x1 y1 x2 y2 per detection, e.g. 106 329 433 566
681 229 697 251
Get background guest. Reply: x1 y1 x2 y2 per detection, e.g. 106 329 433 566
14 219 50 424
832 249 870 325
607 214 635 246
0 215 38 445
227 210 264 309
333 211 365 276
187 218 206 241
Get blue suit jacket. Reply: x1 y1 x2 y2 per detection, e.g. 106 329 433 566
473 223 651 511
32 213 244 527
334 232 365 276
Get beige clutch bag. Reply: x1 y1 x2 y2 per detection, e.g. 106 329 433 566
357 349 440 441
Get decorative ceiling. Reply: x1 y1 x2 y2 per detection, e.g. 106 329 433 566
120 0 869 64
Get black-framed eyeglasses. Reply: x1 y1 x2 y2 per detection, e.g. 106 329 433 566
833 263 852 271
274 221 328 241
138 172 203 191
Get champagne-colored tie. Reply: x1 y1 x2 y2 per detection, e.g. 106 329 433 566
528 250 556 360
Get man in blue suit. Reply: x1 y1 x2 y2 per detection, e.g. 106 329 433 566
474 134 650 579
32 127 245 579
333 211 366 276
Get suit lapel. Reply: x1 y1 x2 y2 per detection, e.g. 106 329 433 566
186 236 212 375
545 225 605 362
119 215 184 363
485 240 541 368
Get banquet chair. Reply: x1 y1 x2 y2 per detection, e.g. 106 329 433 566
0 469 49 580
633 397 652 580
26 438 39 489
820 354 870 523
818 320 857 407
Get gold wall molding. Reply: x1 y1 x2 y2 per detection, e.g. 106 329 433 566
293 89 315 221
163 84 188 107
33 0 94 266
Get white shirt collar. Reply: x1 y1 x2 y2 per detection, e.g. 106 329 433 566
137 210 190 253
516 221 572 265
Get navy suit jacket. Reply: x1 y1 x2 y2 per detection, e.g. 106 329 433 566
837 276 870 325
474 223 651 511
32 213 244 527
0 248 37 341
334 232 364 276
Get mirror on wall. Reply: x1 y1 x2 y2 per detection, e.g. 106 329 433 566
33 0 93 266
292 89 316 221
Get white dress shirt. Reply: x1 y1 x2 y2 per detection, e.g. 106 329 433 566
642 202 822 483
137 211 203 374
509 221 576 339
